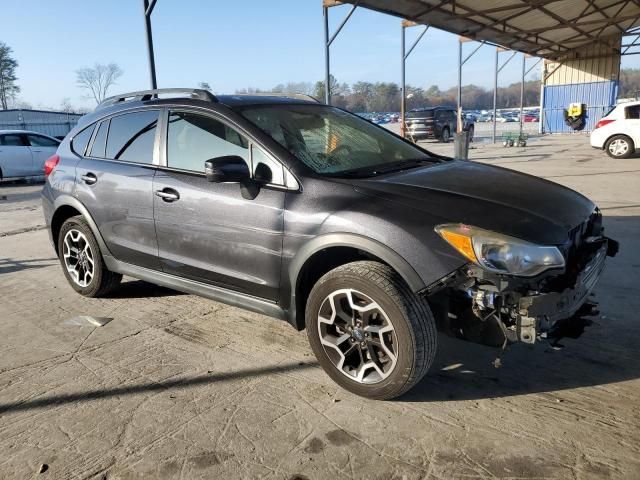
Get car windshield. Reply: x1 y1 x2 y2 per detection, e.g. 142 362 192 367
237 104 438 176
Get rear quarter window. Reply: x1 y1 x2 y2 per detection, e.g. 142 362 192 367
71 126 95 156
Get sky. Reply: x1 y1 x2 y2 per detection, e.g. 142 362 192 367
2 0 639 110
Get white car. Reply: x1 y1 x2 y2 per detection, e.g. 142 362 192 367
590 101 640 158
0 130 60 181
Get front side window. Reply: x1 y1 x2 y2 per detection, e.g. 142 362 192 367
27 135 59 147
239 104 436 176
252 145 284 185
166 111 249 172
106 110 158 164
0 134 26 146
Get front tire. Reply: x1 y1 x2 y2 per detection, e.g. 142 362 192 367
605 135 634 159
305 261 436 400
57 216 122 297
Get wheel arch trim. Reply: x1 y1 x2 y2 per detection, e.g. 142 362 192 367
289 233 425 294
285 233 426 328
52 195 112 256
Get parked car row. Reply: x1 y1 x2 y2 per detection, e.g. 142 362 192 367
0 130 60 180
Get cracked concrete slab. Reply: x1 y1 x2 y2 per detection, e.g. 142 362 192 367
0 135 639 479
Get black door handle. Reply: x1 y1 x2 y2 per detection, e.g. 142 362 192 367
81 173 97 185
155 188 180 202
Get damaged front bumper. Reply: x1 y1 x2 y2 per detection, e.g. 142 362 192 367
515 241 609 343
434 236 618 347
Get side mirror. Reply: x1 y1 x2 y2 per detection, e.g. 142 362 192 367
205 155 249 183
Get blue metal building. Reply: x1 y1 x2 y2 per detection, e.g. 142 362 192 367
0 109 83 138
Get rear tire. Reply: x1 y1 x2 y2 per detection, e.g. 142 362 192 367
440 128 450 143
605 135 634 159
305 261 436 400
57 216 122 297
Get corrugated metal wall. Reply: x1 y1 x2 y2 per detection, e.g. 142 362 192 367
542 42 620 133
0 109 83 137
542 81 618 133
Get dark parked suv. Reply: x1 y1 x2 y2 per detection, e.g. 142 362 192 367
42 88 617 399
405 106 474 142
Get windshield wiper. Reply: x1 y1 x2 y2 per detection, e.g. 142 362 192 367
368 158 435 175
325 158 436 179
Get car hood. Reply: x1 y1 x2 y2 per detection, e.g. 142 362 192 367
349 160 595 245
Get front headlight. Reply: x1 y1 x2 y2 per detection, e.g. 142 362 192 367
435 223 565 277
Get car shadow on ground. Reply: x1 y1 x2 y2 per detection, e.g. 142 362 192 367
399 330 639 402
0 361 318 415
0 257 58 274
104 279 187 299
403 214 639 402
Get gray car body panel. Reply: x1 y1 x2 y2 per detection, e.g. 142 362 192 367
43 95 597 329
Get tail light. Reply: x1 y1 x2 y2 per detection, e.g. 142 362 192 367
594 119 615 129
44 154 60 177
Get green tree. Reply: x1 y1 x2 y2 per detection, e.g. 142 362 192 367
0 42 20 109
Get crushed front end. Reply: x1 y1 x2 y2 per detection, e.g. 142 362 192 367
429 210 619 347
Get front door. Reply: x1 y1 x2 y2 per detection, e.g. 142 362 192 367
153 110 285 301
0 133 33 177
75 110 161 270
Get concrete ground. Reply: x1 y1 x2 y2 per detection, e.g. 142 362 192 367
0 134 639 480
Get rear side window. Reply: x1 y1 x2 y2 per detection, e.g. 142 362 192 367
27 134 59 147
625 105 640 119
106 110 158 164
0 134 26 146
407 110 433 119
89 120 109 158
71 125 95 156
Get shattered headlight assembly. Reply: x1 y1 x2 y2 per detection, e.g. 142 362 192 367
435 223 565 277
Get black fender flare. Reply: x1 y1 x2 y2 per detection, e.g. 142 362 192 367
285 233 425 327
52 195 112 256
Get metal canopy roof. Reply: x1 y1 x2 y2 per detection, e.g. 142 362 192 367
339 0 640 60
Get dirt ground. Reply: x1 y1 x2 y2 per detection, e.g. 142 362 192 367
1 133 639 480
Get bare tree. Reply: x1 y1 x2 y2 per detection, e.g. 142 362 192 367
198 82 212 91
76 63 123 104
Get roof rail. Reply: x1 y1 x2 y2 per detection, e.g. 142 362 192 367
244 92 321 103
97 88 217 110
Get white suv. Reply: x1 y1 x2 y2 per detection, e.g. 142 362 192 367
590 101 640 159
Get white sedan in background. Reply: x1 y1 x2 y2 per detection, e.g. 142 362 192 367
590 101 640 159
0 130 60 181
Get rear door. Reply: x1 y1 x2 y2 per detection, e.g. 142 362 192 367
75 109 161 270
26 134 60 174
0 133 33 177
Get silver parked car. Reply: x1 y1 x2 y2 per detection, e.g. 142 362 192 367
0 130 60 181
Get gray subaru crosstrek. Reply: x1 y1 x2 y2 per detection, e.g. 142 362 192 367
42 88 618 400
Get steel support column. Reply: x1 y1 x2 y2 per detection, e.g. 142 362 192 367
491 49 517 143
457 37 486 133
322 1 359 105
400 22 428 137
323 6 331 104
520 53 525 136
143 0 158 89
493 48 498 143
401 25 406 136
457 40 462 133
